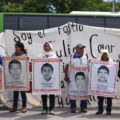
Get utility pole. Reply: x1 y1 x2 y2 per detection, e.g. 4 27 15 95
112 0 115 12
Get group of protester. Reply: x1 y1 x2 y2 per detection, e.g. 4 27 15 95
1 41 118 116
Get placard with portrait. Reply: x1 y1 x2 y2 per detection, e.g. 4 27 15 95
68 65 89 100
89 60 118 98
32 58 61 95
3 57 29 91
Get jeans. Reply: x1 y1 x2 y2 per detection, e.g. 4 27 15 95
97 96 112 112
70 100 88 109
13 91 26 108
41 95 55 111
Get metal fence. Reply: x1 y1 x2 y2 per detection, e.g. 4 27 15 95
4 14 120 30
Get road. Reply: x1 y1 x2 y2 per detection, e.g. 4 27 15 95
0 101 120 120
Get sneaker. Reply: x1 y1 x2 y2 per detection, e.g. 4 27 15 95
81 108 87 113
71 108 76 113
106 112 111 115
10 107 17 112
41 110 48 115
49 110 54 115
22 107 27 113
96 111 103 115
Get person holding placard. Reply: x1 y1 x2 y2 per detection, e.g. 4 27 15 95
64 43 88 113
10 42 27 113
38 42 57 115
96 49 114 115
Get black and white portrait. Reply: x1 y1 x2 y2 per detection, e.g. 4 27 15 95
68 66 88 100
97 65 109 84
96 65 109 91
33 59 61 94
75 72 86 92
89 61 118 97
8 60 22 80
41 63 54 82
4 57 29 91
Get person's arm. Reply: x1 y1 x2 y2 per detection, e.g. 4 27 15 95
64 64 69 81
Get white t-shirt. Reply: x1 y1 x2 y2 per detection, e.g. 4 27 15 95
66 53 88 67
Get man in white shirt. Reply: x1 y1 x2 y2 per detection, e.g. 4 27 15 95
64 43 88 113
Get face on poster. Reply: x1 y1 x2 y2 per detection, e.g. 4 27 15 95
68 66 88 99
4 58 29 90
90 62 117 94
41 63 54 83
9 60 22 80
33 59 61 94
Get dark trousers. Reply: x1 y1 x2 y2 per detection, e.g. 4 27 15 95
70 100 88 109
41 95 55 111
97 96 112 112
13 91 26 108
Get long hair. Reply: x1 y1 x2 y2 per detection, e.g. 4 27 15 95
15 42 27 54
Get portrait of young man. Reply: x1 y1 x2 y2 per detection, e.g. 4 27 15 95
97 65 109 91
75 72 86 92
97 65 109 84
41 63 54 82
8 60 22 80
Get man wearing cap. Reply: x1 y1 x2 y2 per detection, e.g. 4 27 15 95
64 43 88 113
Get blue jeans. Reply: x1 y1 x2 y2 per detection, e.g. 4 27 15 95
13 91 26 108
97 96 112 112
70 100 87 109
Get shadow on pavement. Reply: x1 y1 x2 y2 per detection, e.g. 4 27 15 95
0 106 120 120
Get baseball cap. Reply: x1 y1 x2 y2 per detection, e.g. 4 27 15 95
75 43 86 49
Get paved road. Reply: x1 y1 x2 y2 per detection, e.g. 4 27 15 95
0 104 120 120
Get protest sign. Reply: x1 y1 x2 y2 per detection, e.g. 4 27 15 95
89 60 118 98
3 57 29 91
32 58 61 94
68 65 88 100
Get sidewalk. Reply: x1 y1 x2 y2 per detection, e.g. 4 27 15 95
0 104 120 120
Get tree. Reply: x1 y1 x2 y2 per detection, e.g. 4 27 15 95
51 0 120 13
51 0 104 13
0 0 120 13
23 0 51 13
0 0 23 12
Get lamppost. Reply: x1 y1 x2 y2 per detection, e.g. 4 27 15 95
112 0 115 12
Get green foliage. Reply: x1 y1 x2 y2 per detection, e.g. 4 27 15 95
0 0 120 13
23 0 51 12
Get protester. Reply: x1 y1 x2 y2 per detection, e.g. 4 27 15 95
38 42 57 115
64 43 88 113
10 42 27 113
96 49 114 115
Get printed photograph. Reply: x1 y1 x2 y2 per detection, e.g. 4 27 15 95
33 59 61 94
4 57 29 91
89 61 118 97
68 66 88 100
